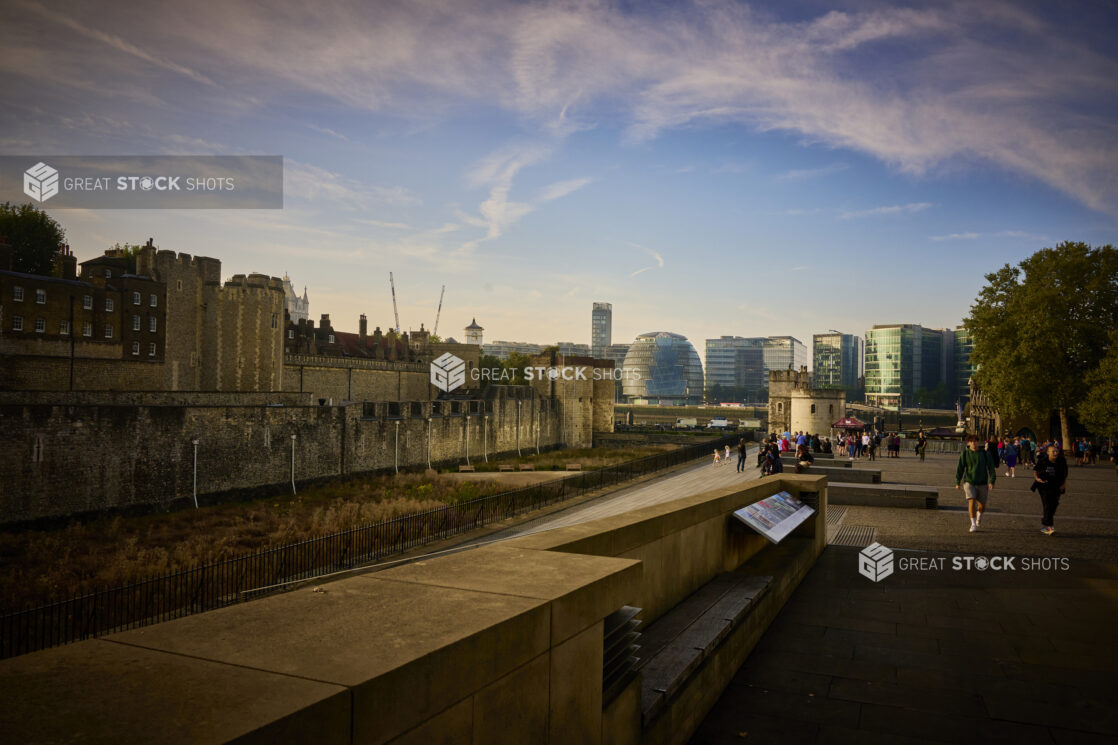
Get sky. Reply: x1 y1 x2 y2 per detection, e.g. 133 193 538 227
2 0 1116 365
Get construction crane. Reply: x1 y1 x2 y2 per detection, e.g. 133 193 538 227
389 272 401 333
432 285 445 338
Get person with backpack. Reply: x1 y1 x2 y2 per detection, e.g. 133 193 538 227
956 434 997 533
1032 444 1068 535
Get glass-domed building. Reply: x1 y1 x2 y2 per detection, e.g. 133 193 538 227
621 332 705 405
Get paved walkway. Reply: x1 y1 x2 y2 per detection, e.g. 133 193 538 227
691 452 1118 745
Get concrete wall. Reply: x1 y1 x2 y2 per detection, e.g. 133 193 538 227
0 475 827 745
0 387 562 524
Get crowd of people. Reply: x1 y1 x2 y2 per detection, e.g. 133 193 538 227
712 426 1115 538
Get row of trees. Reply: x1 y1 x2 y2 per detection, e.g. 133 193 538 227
966 241 1118 443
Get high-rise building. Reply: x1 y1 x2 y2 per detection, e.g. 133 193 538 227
812 332 864 400
704 336 766 402
591 302 612 358
953 326 976 404
864 324 947 408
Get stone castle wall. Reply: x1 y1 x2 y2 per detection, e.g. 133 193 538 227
0 387 562 524
283 355 431 404
768 367 845 435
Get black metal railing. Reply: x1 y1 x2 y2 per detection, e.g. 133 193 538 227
0 434 739 660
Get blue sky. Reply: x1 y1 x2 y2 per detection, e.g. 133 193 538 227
2 0 1116 362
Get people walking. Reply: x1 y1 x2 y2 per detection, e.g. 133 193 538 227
956 434 997 532
1033 444 1068 535
736 438 747 473
712 449 722 466
917 432 927 462
1003 439 1018 478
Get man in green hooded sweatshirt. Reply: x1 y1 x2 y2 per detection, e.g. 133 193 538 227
956 434 997 532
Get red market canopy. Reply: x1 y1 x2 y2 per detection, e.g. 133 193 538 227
832 417 866 430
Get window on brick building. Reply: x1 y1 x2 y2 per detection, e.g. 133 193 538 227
13 286 23 301
149 317 157 332
60 320 70 335
150 294 157 307
12 316 23 331
271 313 278 329
35 289 46 304
105 269 111 278
328 334 335 344
132 291 140 305
811 404 816 414
105 298 114 312
104 324 113 339
288 329 294 339
132 342 140 356
83 295 92 310
82 322 92 337
132 315 141 331
35 318 45 333
149 343 156 357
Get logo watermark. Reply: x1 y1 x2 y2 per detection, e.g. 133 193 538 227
857 542 1072 582
3 156 283 208
23 162 59 203
858 542 894 582
430 352 466 393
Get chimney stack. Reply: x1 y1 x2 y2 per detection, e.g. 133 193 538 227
359 314 368 343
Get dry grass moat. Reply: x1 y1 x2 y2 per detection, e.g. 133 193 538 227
0 443 676 614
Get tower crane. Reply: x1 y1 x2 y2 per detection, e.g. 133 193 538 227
389 272 401 333
432 285 445 338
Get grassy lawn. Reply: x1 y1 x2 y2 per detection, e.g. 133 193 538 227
0 443 677 614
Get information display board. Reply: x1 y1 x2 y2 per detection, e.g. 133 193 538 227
732 491 815 543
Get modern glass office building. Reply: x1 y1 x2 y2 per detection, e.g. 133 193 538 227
591 302 612 358
704 336 766 401
812 332 864 399
864 324 946 408
621 332 704 405
762 336 807 376
953 326 976 403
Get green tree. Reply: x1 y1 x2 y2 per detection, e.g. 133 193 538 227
1079 328 1118 437
965 241 1118 448
505 351 532 385
109 242 146 273
0 202 66 275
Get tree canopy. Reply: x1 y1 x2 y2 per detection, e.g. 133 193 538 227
965 241 1118 444
1079 328 1118 437
0 202 66 276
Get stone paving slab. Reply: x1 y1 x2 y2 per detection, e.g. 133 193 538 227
690 545 1118 745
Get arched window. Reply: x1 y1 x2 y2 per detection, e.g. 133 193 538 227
777 402 784 413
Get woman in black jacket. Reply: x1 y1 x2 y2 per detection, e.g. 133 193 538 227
1033 444 1068 535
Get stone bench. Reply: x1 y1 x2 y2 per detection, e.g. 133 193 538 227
828 482 939 509
518 464 535 471
639 573 772 725
498 464 515 472
798 465 880 483
457 465 476 473
565 463 582 471
781 455 851 468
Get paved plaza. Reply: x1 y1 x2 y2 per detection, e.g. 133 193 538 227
461 444 1117 744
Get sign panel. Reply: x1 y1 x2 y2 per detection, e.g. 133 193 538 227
733 491 815 544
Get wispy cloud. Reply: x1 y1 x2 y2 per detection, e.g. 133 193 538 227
929 229 1052 242
628 243 665 277
3 0 1117 215
354 219 411 230
777 163 848 182
538 177 592 202
841 202 932 219
285 160 421 208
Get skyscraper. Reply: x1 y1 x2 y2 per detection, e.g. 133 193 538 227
812 332 864 400
591 302 612 358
